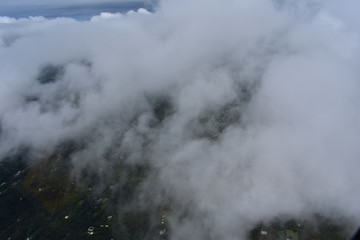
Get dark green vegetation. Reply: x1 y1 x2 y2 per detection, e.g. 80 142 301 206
250 217 352 240
37 64 65 85
0 147 168 240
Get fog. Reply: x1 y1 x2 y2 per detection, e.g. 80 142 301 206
1 0 360 239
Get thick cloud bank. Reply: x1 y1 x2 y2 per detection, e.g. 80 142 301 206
1 0 360 239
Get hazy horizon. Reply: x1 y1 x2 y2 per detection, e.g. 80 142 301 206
0 1 152 20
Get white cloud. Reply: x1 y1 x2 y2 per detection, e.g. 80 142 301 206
1 0 360 239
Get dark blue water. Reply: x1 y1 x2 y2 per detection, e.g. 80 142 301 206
0 1 153 20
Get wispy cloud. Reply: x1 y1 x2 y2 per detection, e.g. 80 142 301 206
0 0 360 239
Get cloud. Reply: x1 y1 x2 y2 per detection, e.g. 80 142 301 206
1 0 360 239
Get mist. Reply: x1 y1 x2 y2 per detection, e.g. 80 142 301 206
1 0 360 239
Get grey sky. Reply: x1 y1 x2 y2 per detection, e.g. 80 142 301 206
0 0 151 19
0 0 136 6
